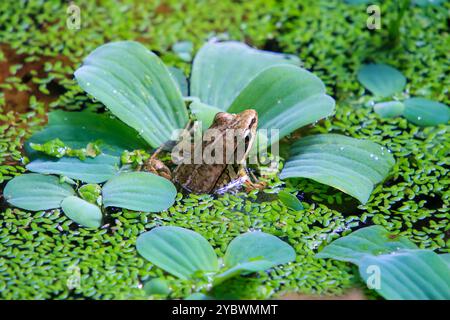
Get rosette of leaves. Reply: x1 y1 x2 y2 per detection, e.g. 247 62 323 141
73 40 396 203
357 63 449 126
136 226 296 298
3 172 177 228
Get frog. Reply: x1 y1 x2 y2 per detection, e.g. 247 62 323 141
144 109 261 194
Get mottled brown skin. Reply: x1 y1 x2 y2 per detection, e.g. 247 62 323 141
173 109 258 194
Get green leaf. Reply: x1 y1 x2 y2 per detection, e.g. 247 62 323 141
102 172 176 212
357 64 406 97
316 225 418 264
359 250 450 300
373 101 405 118
75 41 189 148
190 41 299 110
215 231 295 284
4 174 75 211
280 134 395 204
26 154 120 183
228 65 335 143
403 98 450 126
440 253 450 267
168 67 188 96
61 196 103 228
26 110 147 158
189 100 222 130
278 190 304 211
136 226 219 279
172 41 193 62
143 278 171 296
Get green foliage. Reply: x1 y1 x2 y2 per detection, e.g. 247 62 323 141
403 98 450 126
317 226 450 299
4 174 75 211
357 64 406 98
26 154 120 184
280 134 396 204
102 172 177 212
61 196 103 229
228 64 335 143
75 41 189 148
30 138 101 160
120 150 151 169
373 101 405 118
78 184 102 205
277 191 304 211
0 0 448 300
143 278 171 297
136 226 295 292
136 226 219 280
216 231 296 285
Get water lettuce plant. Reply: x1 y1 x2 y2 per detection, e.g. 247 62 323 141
316 226 450 300
136 226 296 294
74 40 393 202
4 172 176 228
358 63 450 126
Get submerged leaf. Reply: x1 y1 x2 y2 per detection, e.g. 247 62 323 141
280 134 395 204
102 172 177 212
4 174 75 211
136 226 219 279
61 196 103 228
403 98 450 126
75 41 189 148
357 63 406 97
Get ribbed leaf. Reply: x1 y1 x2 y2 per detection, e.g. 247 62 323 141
26 110 147 158
317 226 450 300
136 226 219 279
228 65 335 143
217 231 295 283
190 41 299 110
168 67 188 96
280 134 395 204
4 174 75 211
359 250 450 300
357 63 406 97
102 172 176 212
316 225 418 264
75 41 188 148
61 196 103 228
403 98 450 127
26 154 119 183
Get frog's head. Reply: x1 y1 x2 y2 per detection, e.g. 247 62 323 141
236 109 258 152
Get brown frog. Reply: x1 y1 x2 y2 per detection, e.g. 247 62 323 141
145 109 260 194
